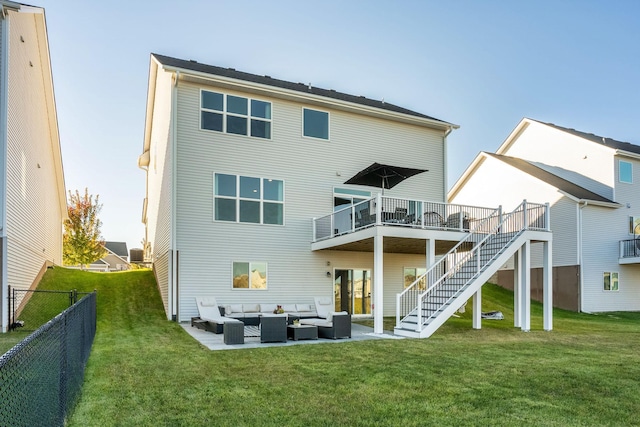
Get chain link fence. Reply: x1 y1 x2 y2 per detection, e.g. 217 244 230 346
9 288 90 332
0 291 96 427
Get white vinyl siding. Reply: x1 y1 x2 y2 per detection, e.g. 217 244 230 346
144 68 174 316
580 204 640 312
172 82 447 320
5 10 64 296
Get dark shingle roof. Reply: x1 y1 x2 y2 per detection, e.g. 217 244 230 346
152 53 453 125
535 120 640 155
486 153 616 204
105 241 128 258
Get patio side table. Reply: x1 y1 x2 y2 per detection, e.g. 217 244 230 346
260 315 287 343
287 324 318 341
224 321 244 345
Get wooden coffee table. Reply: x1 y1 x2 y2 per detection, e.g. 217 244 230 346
287 324 318 341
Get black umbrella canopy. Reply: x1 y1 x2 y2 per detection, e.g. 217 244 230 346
344 162 428 191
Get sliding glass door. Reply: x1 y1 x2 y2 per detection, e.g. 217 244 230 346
334 269 371 315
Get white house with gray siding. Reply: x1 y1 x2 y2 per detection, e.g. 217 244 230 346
0 2 67 332
449 118 640 313
140 54 552 337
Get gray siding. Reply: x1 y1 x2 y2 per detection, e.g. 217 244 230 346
173 82 446 320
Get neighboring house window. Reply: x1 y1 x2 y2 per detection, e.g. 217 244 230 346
233 261 267 289
619 160 632 183
214 173 284 225
404 267 427 290
303 108 329 139
201 90 271 139
629 216 640 235
603 272 619 291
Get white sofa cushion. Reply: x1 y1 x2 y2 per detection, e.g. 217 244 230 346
243 304 260 313
282 304 297 313
327 311 348 322
296 303 312 312
299 318 332 327
314 297 333 319
260 303 278 313
225 304 243 314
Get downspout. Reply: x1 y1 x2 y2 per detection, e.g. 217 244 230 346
170 70 179 321
578 200 588 312
0 6 10 332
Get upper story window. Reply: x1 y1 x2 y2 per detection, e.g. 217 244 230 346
303 108 329 140
214 173 284 225
201 90 271 139
619 160 632 184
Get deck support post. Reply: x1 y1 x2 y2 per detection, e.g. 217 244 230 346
543 240 553 331
513 248 520 328
373 230 384 334
426 238 435 269
472 287 481 330
520 240 531 332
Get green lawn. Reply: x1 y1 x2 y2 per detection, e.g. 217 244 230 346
4 267 639 426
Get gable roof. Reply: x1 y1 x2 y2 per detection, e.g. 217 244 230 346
151 53 456 127
105 241 128 258
532 119 640 156
486 153 617 205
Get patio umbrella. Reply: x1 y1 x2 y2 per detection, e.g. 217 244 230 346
344 162 428 194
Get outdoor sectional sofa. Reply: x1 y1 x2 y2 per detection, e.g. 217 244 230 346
222 303 318 326
193 296 352 340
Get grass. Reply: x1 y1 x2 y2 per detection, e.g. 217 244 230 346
3 267 640 426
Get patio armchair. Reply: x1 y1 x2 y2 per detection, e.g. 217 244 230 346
193 297 243 334
317 312 351 339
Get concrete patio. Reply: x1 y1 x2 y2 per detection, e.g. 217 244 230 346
180 321 404 351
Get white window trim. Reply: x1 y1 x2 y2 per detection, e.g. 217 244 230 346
619 160 633 184
213 172 285 226
629 216 640 235
232 261 269 290
603 271 619 292
302 107 330 141
200 89 272 140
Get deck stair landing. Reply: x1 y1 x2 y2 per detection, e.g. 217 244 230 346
395 201 548 339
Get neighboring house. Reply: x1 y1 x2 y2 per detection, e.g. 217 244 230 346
140 54 551 338
449 118 640 313
0 2 67 332
87 241 130 271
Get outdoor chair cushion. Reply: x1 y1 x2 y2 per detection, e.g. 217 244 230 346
314 296 333 319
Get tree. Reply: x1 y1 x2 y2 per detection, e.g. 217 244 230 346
63 189 107 268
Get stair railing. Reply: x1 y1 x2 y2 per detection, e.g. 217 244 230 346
396 200 549 330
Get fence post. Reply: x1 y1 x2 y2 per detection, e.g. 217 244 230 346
523 199 528 230
8 285 12 331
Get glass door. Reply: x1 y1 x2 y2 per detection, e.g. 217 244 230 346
334 269 371 315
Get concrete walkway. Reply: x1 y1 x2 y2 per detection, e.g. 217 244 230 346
180 322 404 351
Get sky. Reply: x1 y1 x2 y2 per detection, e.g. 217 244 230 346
36 0 640 254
